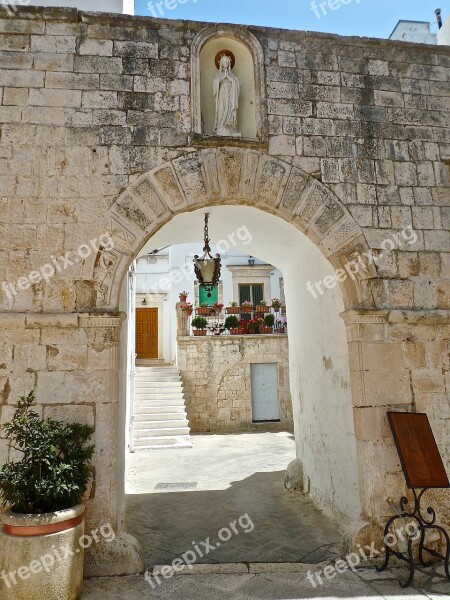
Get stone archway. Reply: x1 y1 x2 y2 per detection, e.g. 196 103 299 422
91 148 377 313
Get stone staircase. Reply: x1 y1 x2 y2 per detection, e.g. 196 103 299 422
132 366 192 450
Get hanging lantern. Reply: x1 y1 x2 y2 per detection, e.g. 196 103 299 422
193 213 221 298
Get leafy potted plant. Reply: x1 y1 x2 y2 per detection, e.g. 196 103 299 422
226 301 240 315
261 313 275 333
179 291 189 302
181 302 193 317
212 302 224 314
207 321 225 336
192 316 208 336
196 303 212 316
271 297 282 311
255 300 270 313
277 317 287 333
0 391 94 600
224 315 241 335
241 300 253 313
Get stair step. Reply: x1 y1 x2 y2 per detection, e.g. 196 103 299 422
134 427 191 437
133 436 193 449
134 419 189 430
134 412 187 421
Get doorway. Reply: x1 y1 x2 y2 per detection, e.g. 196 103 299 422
135 308 158 360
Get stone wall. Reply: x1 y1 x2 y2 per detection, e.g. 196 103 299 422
0 5 449 572
177 335 293 432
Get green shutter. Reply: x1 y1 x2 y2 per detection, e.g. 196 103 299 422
199 285 218 306
252 284 264 306
239 285 251 305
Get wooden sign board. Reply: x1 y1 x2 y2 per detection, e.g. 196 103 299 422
388 412 450 489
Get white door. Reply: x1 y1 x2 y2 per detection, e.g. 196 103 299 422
251 363 280 422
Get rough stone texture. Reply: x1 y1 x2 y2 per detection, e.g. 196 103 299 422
177 335 293 432
0 6 449 573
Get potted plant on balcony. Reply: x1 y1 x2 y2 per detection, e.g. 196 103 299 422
181 302 193 317
179 291 189 302
261 313 275 334
226 301 240 315
212 302 224 315
255 300 270 313
224 315 241 335
271 297 282 312
0 391 94 600
276 317 287 333
192 316 208 336
196 303 212 316
207 321 226 336
241 300 253 314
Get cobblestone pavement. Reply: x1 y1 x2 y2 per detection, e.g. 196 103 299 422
125 433 340 567
81 566 449 599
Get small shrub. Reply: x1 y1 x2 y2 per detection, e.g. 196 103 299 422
192 317 208 330
264 314 275 327
224 316 240 330
0 391 94 515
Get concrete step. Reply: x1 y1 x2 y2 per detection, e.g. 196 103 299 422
134 426 191 438
134 394 185 402
134 419 189 430
133 436 193 449
135 382 183 390
134 411 187 421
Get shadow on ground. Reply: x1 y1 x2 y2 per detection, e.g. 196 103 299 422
125 470 341 568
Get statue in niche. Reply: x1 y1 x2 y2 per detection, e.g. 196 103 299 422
213 50 241 137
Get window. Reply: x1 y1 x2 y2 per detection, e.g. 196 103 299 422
239 284 264 306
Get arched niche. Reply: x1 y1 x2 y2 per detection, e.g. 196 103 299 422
191 25 268 141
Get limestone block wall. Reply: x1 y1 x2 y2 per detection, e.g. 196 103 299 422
177 335 293 432
0 5 448 569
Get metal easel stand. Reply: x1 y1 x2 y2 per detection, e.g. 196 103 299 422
376 488 450 588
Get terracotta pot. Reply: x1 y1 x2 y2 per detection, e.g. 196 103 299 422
241 306 253 313
0 504 85 600
226 307 240 315
261 327 273 334
184 308 193 317
272 304 281 312
230 328 242 335
193 329 207 336
255 306 270 313
277 327 286 333
196 307 212 316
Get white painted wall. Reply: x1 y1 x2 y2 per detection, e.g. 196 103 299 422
124 206 362 524
389 21 437 44
25 0 133 13
437 15 450 45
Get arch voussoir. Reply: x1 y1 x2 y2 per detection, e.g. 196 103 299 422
95 148 371 310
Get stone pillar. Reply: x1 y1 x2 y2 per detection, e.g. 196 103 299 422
0 312 143 578
176 302 189 337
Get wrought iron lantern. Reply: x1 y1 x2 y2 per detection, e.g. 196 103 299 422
193 214 221 298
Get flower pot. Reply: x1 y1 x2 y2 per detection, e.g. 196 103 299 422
261 327 273 334
241 306 253 313
193 329 207 336
255 306 270 313
0 504 85 600
277 327 286 334
230 328 242 335
272 304 281 312
184 309 193 317
196 307 212 316
226 307 240 315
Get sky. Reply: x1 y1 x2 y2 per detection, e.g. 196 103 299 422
136 0 446 39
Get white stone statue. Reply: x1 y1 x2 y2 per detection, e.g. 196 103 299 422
213 54 241 137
